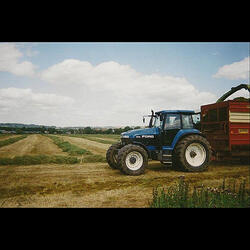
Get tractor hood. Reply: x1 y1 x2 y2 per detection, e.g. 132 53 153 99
121 127 160 139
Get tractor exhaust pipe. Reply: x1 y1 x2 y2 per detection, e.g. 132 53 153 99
149 110 154 128
142 110 155 128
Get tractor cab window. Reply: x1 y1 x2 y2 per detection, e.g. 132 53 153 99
153 115 163 128
182 114 194 129
192 113 200 124
164 114 181 130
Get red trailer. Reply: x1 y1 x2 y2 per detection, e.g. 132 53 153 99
200 84 250 160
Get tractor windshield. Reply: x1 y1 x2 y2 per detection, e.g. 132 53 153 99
153 115 162 128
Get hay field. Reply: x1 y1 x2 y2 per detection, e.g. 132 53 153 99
0 135 20 141
0 134 67 158
0 134 249 207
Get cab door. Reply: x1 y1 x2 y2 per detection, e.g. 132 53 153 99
161 114 181 146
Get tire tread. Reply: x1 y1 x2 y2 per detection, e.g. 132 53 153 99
117 144 148 175
106 142 122 169
173 135 212 172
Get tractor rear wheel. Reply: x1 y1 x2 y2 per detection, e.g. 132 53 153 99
106 142 123 169
173 135 211 172
117 144 148 175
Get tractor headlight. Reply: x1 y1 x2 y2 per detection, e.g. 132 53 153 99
121 135 129 138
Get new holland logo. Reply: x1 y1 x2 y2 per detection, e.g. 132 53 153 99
141 135 154 138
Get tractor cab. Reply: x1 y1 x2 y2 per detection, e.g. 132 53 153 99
156 110 199 148
145 109 200 130
154 110 197 129
120 110 200 148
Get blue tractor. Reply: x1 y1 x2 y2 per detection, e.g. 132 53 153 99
106 110 212 175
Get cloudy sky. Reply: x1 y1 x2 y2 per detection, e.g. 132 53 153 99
0 42 249 127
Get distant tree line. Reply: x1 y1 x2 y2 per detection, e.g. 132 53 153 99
0 126 141 135
74 126 141 135
0 126 57 134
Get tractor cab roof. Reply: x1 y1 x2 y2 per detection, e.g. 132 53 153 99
155 110 195 115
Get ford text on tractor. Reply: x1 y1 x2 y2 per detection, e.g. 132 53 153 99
106 110 212 175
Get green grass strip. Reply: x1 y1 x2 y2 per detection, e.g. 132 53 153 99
0 154 79 165
47 135 92 156
0 135 27 148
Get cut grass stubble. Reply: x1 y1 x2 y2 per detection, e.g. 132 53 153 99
62 134 120 144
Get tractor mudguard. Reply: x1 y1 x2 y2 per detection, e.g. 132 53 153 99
163 129 202 151
131 141 151 157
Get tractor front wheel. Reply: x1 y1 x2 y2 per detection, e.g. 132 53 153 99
106 142 123 169
117 144 148 175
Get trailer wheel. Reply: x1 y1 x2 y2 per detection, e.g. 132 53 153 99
106 142 123 169
117 144 148 175
173 135 211 172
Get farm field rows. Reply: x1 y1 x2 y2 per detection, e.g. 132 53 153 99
0 134 67 158
62 134 120 145
57 135 110 155
0 134 249 207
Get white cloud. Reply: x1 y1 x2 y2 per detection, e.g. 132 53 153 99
0 88 75 125
39 59 217 126
0 43 37 77
0 87 73 104
213 57 249 80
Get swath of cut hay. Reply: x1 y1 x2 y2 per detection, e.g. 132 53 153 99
47 135 106 163
57 135 109 156
0 134 80 165
0 135 27 150
65 134 120 144
0 134 68 158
